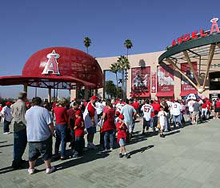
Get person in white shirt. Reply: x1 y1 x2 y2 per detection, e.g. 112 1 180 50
141 99 153 135
2 102 12 134
187 99 195 123
95 100 104 120
25 97 55 175
172 100 182 128
158 106 167 138
116 99 124 113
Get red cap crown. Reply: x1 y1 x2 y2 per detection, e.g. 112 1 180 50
6 102 11 106
75 110 81 116
119 114 124 120
91 95 98 100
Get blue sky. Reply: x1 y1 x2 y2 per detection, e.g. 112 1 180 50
0 0 219 98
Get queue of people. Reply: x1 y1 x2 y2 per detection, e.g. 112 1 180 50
0 93 219 175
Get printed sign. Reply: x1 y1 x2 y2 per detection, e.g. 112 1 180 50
181 62 197 94
42 50 60 75
131 67 150 94
157 66 174 93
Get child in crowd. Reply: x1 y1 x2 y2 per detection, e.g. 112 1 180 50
157 106 167 138
117 114 130 158
73 110 85 157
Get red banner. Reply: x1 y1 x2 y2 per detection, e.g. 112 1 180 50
131 67 150 96
181 62 197 95
151 73 156 93
157 66 174 94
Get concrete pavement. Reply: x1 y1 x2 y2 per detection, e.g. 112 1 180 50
0 118 220 188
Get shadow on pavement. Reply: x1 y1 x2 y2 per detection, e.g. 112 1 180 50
129 145 154 156
0 141 7 144
165 130 180 136
55 150 109 171
0 144 13 148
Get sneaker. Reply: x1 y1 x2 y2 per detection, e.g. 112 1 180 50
102 148 108 153
125 153 131 159
89 143 96 150
72 151 79 158
110 148 113 151
46 166 56 174
60 156 66 160
119 153 123 158
3 132 10 135
28 168 35 175
87 143 92 149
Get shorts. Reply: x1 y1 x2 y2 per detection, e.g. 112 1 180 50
29 136 52 161
87 127 96 135
119 138 126 147
143 118 151 130
125 121 133 133
192 111 199 120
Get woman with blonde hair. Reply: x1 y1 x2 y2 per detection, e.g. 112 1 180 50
53 98 68 160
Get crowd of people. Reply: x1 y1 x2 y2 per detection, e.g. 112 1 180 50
0 92 220 175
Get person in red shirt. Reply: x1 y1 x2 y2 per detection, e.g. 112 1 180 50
101 100 115 151
67 101 80 151
0 104 3 122
151 100 160 130
117 114 130 159
215 98 220 119
201 99 208 120
53 98 68 160
73 110 84 157
206 99 212 119
132 99 140 114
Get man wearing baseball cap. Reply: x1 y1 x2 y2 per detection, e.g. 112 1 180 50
83 95 98 149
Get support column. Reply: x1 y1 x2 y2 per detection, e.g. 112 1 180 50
202 44 216 89
70 88 78 101
48 87 52 103
23 83 28 93
166 58 198 89
183 50 200 87
85 87 89 100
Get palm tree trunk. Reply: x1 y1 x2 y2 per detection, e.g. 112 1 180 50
116 72 118 98
86 47 88 54
122 70 125 100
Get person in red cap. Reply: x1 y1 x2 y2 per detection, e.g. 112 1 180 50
72 110 84 157
117 114 130 158
2 102 12 134
83 95 98 149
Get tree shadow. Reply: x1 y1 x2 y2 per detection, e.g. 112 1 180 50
129 145 154 156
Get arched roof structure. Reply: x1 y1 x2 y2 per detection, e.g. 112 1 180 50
0 47 103 89
159 18 220 94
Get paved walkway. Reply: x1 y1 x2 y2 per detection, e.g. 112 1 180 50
0 118 220 188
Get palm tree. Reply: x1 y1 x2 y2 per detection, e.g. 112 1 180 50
84 37 91 53
124 39 133 57
110 62 120 97
117 56 130 99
